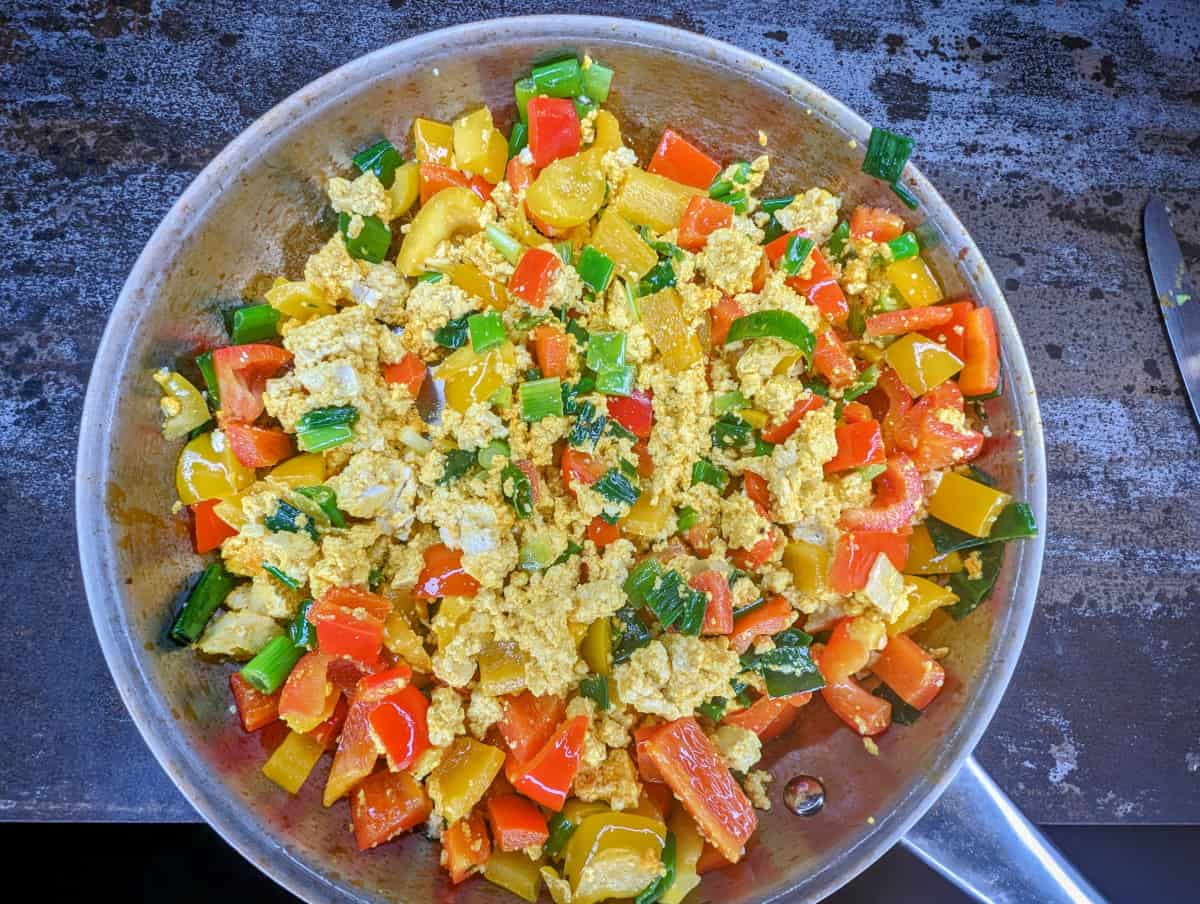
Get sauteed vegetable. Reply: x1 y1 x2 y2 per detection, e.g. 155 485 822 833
155 52 1035 902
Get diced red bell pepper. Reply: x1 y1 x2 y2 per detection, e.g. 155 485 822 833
414 543 480 599
642 780 674 820
606 389 654 439
633 725 665 783
443 811 492 884
531 324 569 378
818 617 873 683
309 586 392 662
645 717 757 863
840 400 874 424
892 382 983 472
742 471 771 514
722 692 812 741
678 195 734 250
307 695 350 749
646 128 722 189
368 684 430 772
959 306 1000 397
229 671 279 732
827 530 910 594
324 698 379 806
730 533 778 572
868 366 915 452
824 420 886 474
816 648 892 737
356 663 413 702
688 570 734 635
507 714 588 811
729 594 796 654
561 448 604 494
760 394 825 445
920 299 974 360
865 304 954 337
681 523 714 558
212 343 292 422
486 793 550 851
789 249 849 325
191 499 237 554
419 162 493 204
508 247 561 307
506 155 536 196
497 692 566 764
223 422 293 468
279 652 337 732
872 634 946 710
382 352 427 398
839 454 923 532
586 514 621 549
812 329 858 389
710 295 745 348
526 97 580 168
351 769 432 851
697 842 736 874
849 205 905 242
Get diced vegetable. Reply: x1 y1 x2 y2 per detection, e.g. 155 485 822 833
169 563 238 645
639 287 703 372
576 245 615 292
350 769 431 851
581 58 614 102
518 376 564 422
427 736 506 826
509 247 561 307
824 420 886 474
782 540 828 595
367 684 429 771
760 393 824 445
728 594 796 654
887 255 943 307
866 305 952 337
527 96 581 168
595 364 636 396
338 211 391 263
397 186 484 276
487 792 551 852
412 117 454 164
904 523 964 574
593 467 641 506
508 715 588 810
453 107 507 183
862 127 913 182
414 543 481 599
153 369 211 440
724 310 816 357
483 850 543 903
872 634 945 709
531 324 569 379
240 634 303 695
959 306 1001 396
527 150 606 228
883 333 963 396
788 246 849 325
261 729 325 794
677 195 733 251
819 672 893 736
190 499 236 554
443 811 492 884
945 541 1004 619
887 231 920 261
211 343 292 423
224 422 293 468
226 303 280 345
888 575 958 635
614 168 703 233
382 351 427 398
920 298 974 359
467 311 505 353
437 342 515 414
561 811 666 904
589 207 659 281
278 651 337 734
850 205 905 241
779 233 815 276
647 128 721 189
812 329 858 388
229 670 279 732
828 530 910 594
927 471 1011 537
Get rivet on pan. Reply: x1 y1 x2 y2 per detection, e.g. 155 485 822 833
783 775 825 816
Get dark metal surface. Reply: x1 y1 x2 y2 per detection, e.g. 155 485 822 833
1 0 1197 830
1145 197 1200 424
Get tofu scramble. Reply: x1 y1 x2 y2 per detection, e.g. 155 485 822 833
156 51 1037 904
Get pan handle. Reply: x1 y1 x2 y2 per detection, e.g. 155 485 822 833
901 756 1106 903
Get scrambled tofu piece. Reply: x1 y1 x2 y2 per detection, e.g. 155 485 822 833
600 147 638 196
196 609 282 660
399 279 478 357
466 691 504 739
711 724 763 773
427 687 468 748
350 261 409 325
327 450 418 537
696 226 761 295
304 236 363 303
327 171 393 221
574 539 636 624
224 575 302 620
742 769 773 810
764 404 839 525
775 188 840 243
306 523 384 600
720 492 773 551
573 748 641 811
642 361 714 507
613 635 742 721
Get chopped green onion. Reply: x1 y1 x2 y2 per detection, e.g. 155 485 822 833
297 424 354 452
723 190 749 214
730 160 751 184
579 674 610 711
807 378 831 399
338 211 391 263
169 563 238 645
514 78 537 122
531 56 582 98
634 832 676 904
507 121 528 159
289 599 315 649
544 811 577 858
637 226 683 261
265 500 318 540
636 565 705 634
417 271 444 283
581 60 614 103
752 433 775 457
870 287 907 317
295 485 346 528
352 138 403 188
476 438 511 469
226 304 280 344
611 604 653 664
827 220 851 260
296 406 358 432
862 126 914 182
760 195 794 213
554 540 584 566
697 697 728 722
887 232 920 261
513 313 551 331
622 279 640 321
713 390 748 416
520 533 559 571
434 315 470 349
568 402 607 448
585 331 626 371
263 563 302 591
676 506 700 532
708 178 734 199
843 363 880 402
576 245 615 293
873 682 922 725
761 214 786 244
711 414 752 450
519 377 564 421
368 566 384 592
240 635 304 694
691 458 730 491
606 419 636 442
595 364 635 397
780 234 815 276
739 627 824 697
561 374 595 416
501 462 535 518
572 95 595 120
731 595 765 620
438 448 477 485
892 179 919 210
638 259 676 296
485 224 523 266
565 316 590 350
593 468 641 506
468 312 506 353
490 385 513 410
195 351 220 405
725 310 816 357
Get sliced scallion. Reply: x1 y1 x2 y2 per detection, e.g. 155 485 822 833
227 304 280 344
892 179 919 210
713 390 748 416
780 234 815 276
519 377 563 421
579 673 610 711
297 424 354 452
594 365 635 397
514 77 537 122
676 506 700 532
576 245 615 293
289 599 315 649
585 331 626 372
862 126 914 182
760 195 794 213
691 458 729 491
581 60 614 103
296 406 358 432
195 351 220 405
476 438 511 469
338 212 391 263
593 469 640 506
507 121 528 159
486 224 522 265
352 138 403 188
468 312 506 353
263 563 302 591
434 315 471 349
887 232 920 261
501 462 535 519
531 56 582 97
240 635 303 694
417 271 444 283
169 563 238 645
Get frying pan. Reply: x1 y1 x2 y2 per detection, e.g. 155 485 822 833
75 16 1101 904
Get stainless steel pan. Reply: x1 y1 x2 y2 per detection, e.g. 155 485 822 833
76 16 1099 903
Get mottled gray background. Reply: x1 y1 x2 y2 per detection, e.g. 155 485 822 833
1 0 1197 826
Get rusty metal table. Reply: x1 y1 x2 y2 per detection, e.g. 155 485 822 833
1 0 1197 830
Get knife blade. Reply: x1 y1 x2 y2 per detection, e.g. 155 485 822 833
1145 196 1200 424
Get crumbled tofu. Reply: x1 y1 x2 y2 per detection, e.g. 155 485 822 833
327 171 393 221
196 609 282 660
696 227 762 295
743 769 773 810
712 724 763 773
427 687 467 748
613 635 742 721
327 452 418 538
466 691 504 739
775 188 841 244
573 748 641 811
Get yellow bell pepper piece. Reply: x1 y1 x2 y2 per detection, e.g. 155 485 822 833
662 807 705 904
175 430 255 504
268 453 326 488
591 109 623 154
261 730 325 794
526 150 607 229
887 255 944 307
440 261 510 310
614 168 702 233
621 492 673 539
638 288 703 372
857 342 885 364
412 117 454 166
890 575 959 636
453 107 507 184
265 276 336 321
582 618 612 676
153 369 211 441
738 408 769 429
782 540 828 595
388 160 420 217
478 639 526 695
427 737 505 824
928 472 1011 538
905 523 964 574
564 812 666 904
483 850 543 903
883 333 963 396
563 799 610 825
396 186 484 276
432 594 473 650
383 611 433 672
436 341 515 413
589 207 658 281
